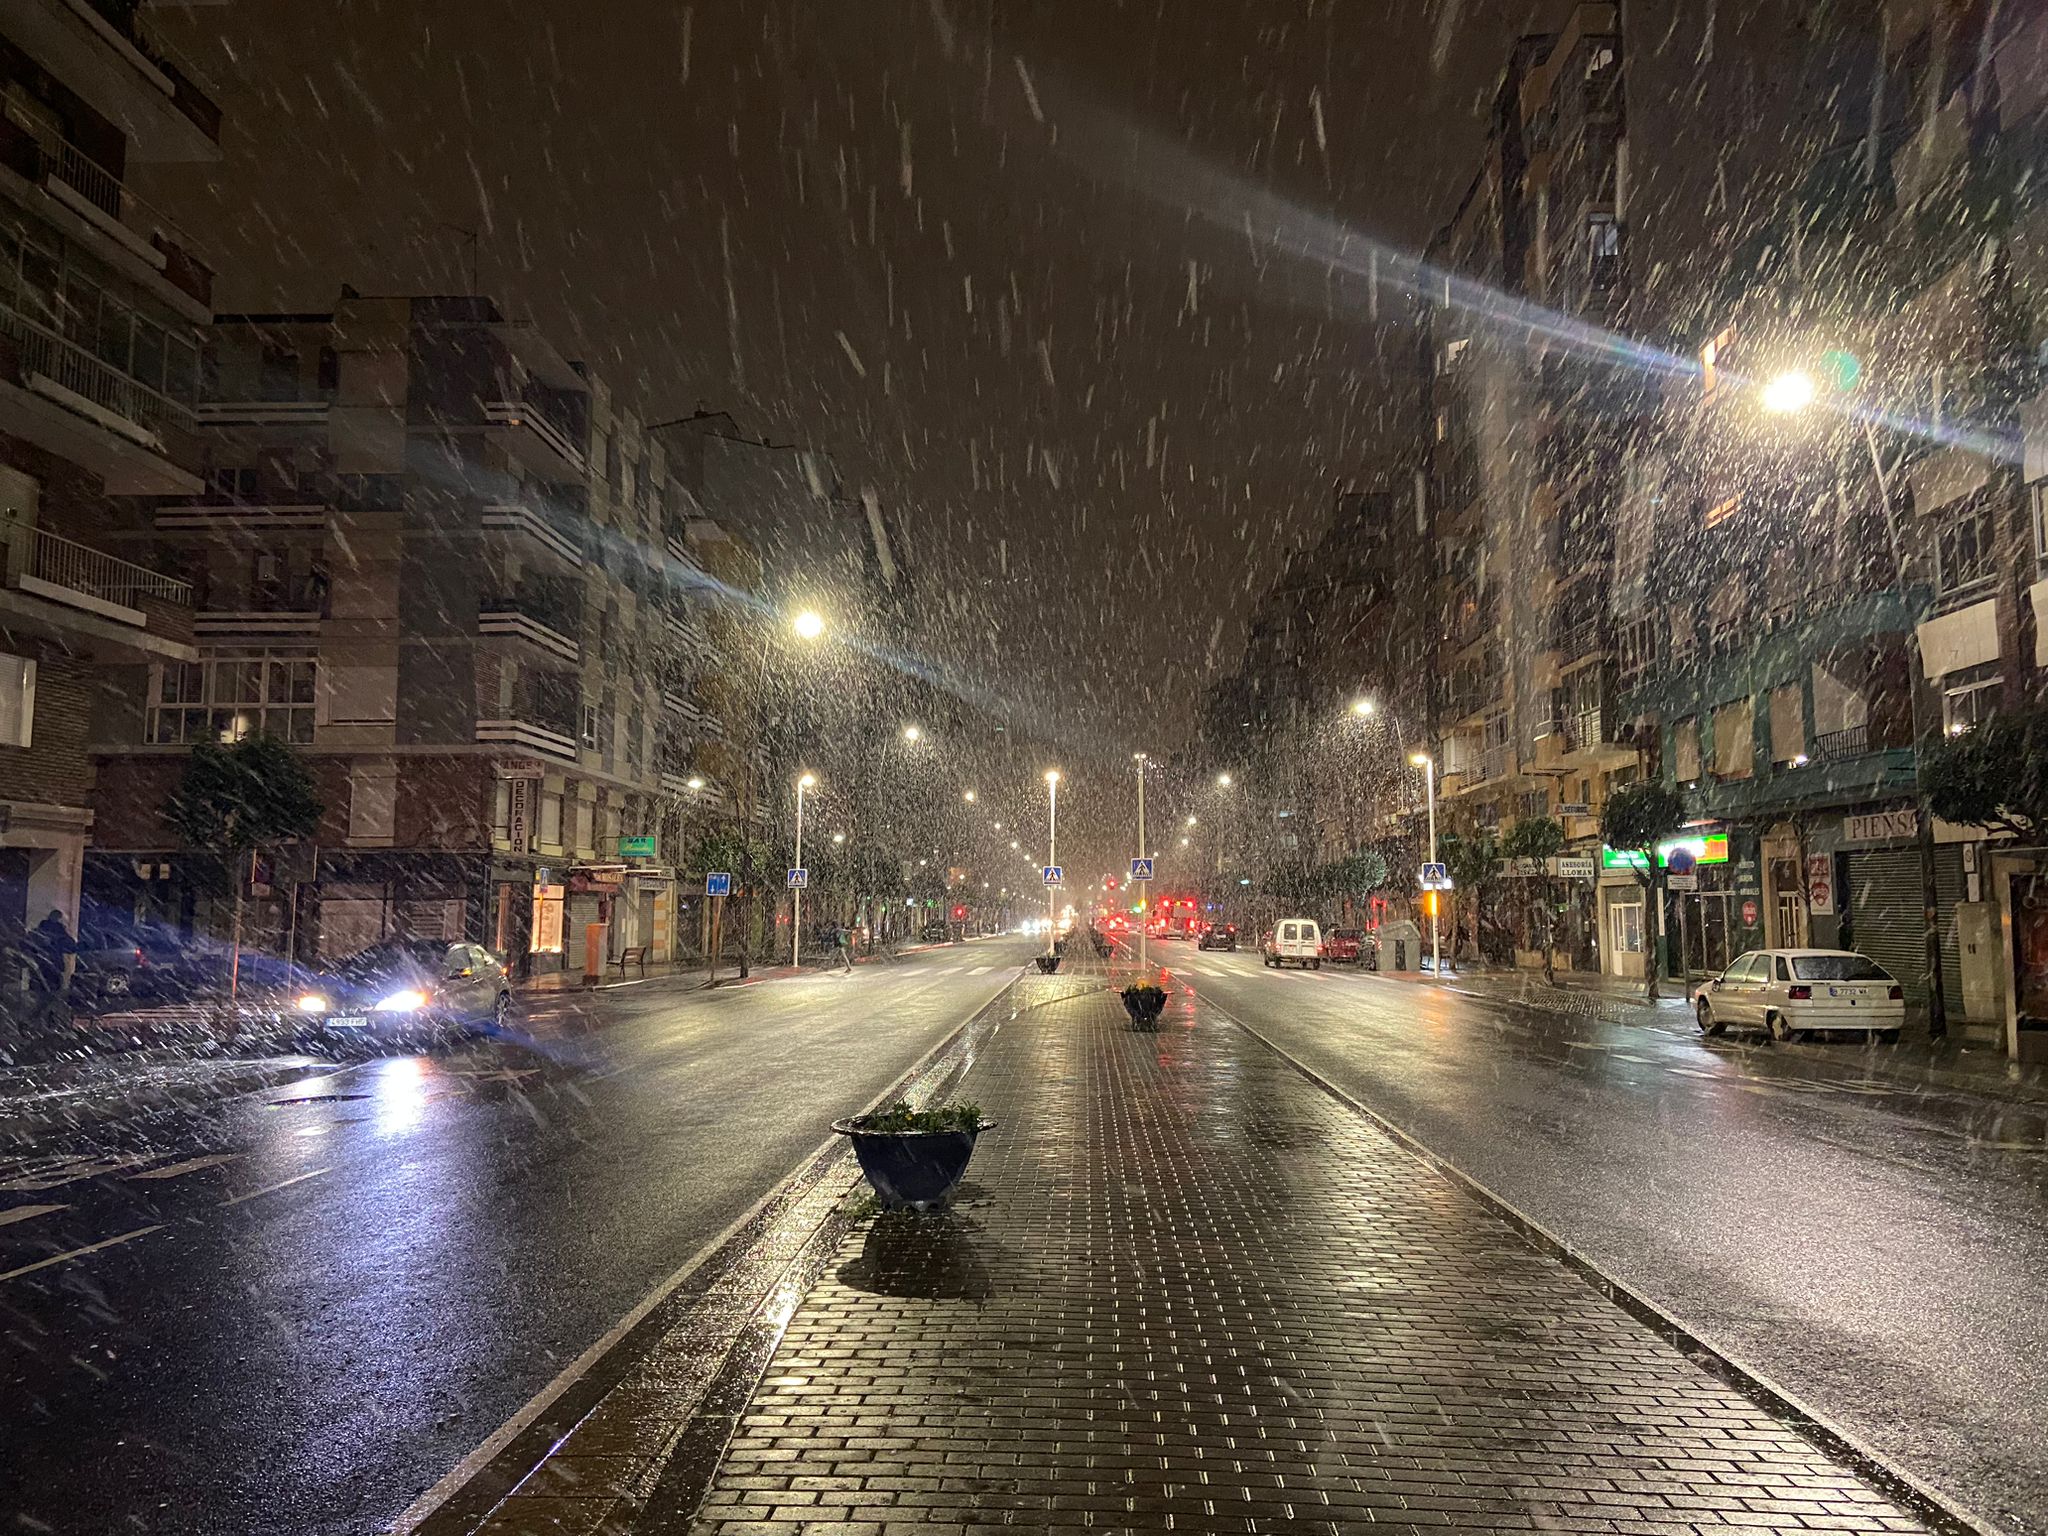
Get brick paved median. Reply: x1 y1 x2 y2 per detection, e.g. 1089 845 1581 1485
677 976 1931 1536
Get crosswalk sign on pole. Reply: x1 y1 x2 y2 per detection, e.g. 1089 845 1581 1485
787 867 809 889
1129 857 1154 882
1042 865 1063 886
1419 862 1452 890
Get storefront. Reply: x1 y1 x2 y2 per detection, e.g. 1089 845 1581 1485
1601 830 1753 981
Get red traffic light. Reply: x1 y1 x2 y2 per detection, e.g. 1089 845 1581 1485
951 904 967 920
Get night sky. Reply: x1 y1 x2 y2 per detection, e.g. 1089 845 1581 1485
140 0 1542 821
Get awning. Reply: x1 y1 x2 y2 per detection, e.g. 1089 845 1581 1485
1917 597 1999 679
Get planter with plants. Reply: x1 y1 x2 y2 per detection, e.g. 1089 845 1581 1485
1119 979 1167 1026
832 1100 995 1208
1034 954 1060 973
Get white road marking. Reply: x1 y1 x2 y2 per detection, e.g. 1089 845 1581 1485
0 1155 156 1192
128 1154 240 1181
967 965 991 975
0 1203 66 1227
0 1224 162 1283
221 1167 331 1207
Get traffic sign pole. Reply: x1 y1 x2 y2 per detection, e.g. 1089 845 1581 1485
1136 753 1147 972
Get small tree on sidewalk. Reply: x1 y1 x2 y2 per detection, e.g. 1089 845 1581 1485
1499 815 1565 984
1600 783 1686 1000
1923 706 2048 841
1438 829 1500 965
166 735 321 999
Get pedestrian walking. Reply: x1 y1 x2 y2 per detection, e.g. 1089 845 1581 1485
836 926 854 973
25 907 76 1024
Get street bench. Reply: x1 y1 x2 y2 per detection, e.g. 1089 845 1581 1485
611 946 649 979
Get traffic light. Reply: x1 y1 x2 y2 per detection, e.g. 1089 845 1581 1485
951 904 967 920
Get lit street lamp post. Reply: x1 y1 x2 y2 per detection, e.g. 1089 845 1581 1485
1412 752 1439 978
1134 753 1149 971
1761 369 1946 1038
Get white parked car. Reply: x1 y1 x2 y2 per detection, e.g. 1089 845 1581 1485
1263 917 1323 969
1693 948 1905 1043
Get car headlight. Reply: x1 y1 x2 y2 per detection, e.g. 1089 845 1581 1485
373 988 431 1013
294 993 329 1013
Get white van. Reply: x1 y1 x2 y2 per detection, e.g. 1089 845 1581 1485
1263 917 1323 969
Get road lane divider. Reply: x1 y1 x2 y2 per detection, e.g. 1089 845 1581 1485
220 1168 330 1207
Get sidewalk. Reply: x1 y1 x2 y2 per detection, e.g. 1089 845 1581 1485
461 975 1948 1535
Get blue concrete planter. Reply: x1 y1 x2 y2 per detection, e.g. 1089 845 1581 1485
833 1121 994 1209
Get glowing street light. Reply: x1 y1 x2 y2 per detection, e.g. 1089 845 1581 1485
792 609 826 641
902 724 922 742
1759 369 1817 414
1216 773 1233 788
1351 697 1376 717
962 789 976 802
685 775 704 791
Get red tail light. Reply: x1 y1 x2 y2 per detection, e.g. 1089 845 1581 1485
134 947 147 966
1787 985 1812 1000
1888 985 1903 1001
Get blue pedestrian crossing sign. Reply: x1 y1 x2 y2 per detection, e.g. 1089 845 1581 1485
1042 865 1064 886
787 867 809 889
706 872 732 897
1419 861 1452 890
1129 857 1154 882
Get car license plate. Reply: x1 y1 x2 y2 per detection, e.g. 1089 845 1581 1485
328 1014 369 1029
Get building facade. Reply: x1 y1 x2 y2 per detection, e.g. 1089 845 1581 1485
0 0 221 979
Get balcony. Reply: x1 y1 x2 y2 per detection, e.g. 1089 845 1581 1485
485 394 587 482
194 579 324 641
482 501 582 566
475 715 578 764
155 502 330 533
0 517 193 658
479 595 580 664
665 606 710 653
0 303 200 493
1 0 222 163
193 396 332 429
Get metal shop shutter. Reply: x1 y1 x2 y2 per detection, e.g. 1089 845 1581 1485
1845 848 1928 1004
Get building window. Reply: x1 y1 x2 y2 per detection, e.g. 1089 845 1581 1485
1711 698 1754 780
1942 664 1999 736
1672 717 1701 783
1617 614 1655 686
1588 214 1621 290
209 465 259 501
539 789 563 850
1936 497 1995 593
0 651 33 748
1768 683 1806 766
2033 479 2048 561
581 703 599 749
148 650 315 744
1609 900 1644 955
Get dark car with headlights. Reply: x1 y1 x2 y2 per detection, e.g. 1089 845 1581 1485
291 939 511 1045
1197 921 1238 951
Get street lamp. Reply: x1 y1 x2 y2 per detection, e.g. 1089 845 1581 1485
1133 752 1150 968
1411 752 1439 978
686 775 704 791
792 772 817 968
1351 697 1376 717
902 724 922 742
1755 365 1946 1035
792 609 826 641
1216 773 1233 788
962 789 976 802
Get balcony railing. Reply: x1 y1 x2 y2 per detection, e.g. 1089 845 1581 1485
1811 724 1871 763
479 596 580 664
482 501 582 564
1561 707 1607 753
0 304 191 442
485 395 588 478
7 518 189 614
0 118 214 308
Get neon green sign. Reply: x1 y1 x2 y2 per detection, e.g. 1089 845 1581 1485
1601 833 1729 870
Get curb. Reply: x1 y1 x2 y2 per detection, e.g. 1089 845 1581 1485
1206 996 2013 1536
392 980 1013 1536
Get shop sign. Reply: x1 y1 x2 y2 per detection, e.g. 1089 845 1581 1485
495 759 547 781
1741 897 1759 926
1601 833 1729 870
507 778 532 854
1843 809 1917 847
1558 802 1591 817
1553 856 1597 880
618 834 658 859
1668 872 1700 891
1806 853 1835 915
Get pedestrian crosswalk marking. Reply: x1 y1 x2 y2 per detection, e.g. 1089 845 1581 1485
967 965 991 975
128 1154 240 1181
0 1224 162 1284
0 1203 65 1228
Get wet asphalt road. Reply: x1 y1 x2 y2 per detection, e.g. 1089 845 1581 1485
0 938 1031 1536
1169 943 2048 1536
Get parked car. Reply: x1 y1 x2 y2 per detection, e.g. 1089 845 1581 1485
919 920 951 942
1263 917 1323 969
291 939 511 1045
1323 928 1367 964
1692 949 1905 1042
70 918 208 1009
1198 922 1238 951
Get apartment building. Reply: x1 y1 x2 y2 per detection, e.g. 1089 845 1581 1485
1611 0 2048 1045
87 290 725 976
0 0 221 964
